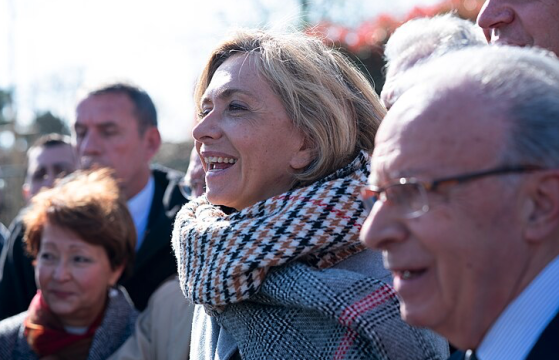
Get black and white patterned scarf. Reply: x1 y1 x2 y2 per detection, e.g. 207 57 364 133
172 151 369 308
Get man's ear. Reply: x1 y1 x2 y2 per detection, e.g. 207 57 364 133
143 127 162 162
289 137 315 171
22 184 31 203
523 172 559 243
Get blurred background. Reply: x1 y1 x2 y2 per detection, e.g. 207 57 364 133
0 0 484 226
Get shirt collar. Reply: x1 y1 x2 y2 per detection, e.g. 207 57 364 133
477 255 559 360
127 176 155 244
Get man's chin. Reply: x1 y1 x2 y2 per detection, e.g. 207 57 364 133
400 302 431 328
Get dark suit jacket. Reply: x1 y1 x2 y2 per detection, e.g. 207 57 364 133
0 222 7 254
0 165 187 319
448 311 559 360
120 165 187 310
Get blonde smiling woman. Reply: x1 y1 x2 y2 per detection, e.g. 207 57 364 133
172 29 449 360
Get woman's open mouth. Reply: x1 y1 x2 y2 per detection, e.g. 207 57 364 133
204 156 237 171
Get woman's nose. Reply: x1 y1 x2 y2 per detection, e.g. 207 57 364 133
192 110 222 143
53 261 72 281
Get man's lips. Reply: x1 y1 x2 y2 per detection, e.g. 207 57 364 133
389 266 430 298
392 268 427 280
490 33 527 48
79 158 107 169
493 39 526 47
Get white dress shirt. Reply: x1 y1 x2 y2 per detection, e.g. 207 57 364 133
127 176 155 251
477 255 559 360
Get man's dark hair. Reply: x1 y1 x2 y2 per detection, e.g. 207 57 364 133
89 82 158 134
29 133 71 152
26 133 74 178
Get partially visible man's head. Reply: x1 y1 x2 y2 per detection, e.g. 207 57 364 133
360 45 559 350
23 133 77 202
73 82 161 199
382 14 486 109
478 0 559 56
180 146 205 199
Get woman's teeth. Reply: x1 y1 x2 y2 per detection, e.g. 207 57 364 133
204 156 237 170
204 156 236 164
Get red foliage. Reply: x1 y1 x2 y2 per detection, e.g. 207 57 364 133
308 0 485 54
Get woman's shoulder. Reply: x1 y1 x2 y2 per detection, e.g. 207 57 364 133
0 312 28 359
88 287 139 360
0 311 26 337
102 286 138 331
332 249 393 284
250 261 449 359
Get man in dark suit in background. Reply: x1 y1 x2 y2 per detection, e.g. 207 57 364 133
360 45 559 360
73 83 187 311
0 83 187 318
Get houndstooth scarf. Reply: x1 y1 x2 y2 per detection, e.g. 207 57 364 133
172 151 369 308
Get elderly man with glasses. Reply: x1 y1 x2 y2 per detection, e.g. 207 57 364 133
360 45 559 360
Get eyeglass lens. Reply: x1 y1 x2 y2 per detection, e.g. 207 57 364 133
362 182 428 217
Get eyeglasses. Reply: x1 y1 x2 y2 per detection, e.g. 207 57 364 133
360 165 543 218
178 177 192 199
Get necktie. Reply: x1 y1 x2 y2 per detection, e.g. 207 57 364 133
465 349 478 360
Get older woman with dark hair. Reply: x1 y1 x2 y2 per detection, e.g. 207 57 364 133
172 29 449 360
0 169 137 360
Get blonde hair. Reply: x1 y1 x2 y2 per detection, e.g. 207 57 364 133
194 29 385 185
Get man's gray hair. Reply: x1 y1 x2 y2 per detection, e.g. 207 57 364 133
382 14 486 108
384 13 486 75
395 45 559 168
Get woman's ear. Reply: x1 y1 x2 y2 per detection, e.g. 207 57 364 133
108 264 126 288
290 137 314 170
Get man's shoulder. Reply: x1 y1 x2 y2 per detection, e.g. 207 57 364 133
0 222 8 247
527 310 559 359
150 163 184 184
447 350 464 360
149 164 187 215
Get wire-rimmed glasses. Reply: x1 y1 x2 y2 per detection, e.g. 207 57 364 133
360 165 543 218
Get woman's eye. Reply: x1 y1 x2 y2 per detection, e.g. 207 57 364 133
73 256 92 264
229 103 247 112
198 108 211 119
39 252 56 262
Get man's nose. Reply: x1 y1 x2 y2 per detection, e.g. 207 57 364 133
477 0 515 39
360 203 408 251
42 172 56 189
79 131 102 155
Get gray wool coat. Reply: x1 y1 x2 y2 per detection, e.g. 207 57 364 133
0 287 138 360
190 250 449 360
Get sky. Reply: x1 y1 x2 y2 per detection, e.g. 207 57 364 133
0 0 440 144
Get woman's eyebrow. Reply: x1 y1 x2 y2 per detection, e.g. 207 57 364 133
202 87 254 104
